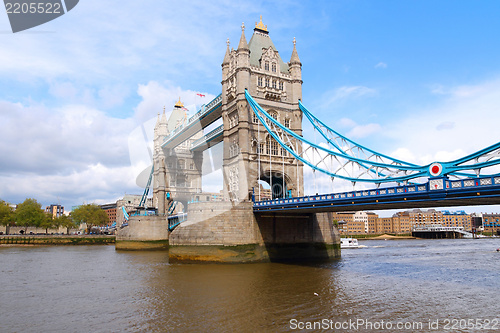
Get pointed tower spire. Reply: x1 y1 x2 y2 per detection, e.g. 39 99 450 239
160 105 167 124
223 38 231 65
237 22 249 50
290 37 301 65
155 111 161 128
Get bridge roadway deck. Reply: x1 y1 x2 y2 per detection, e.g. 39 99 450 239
162 94 222 150
190 125 223 152
253 176 500 213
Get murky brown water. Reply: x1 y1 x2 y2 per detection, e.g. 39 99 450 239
1 239 499 332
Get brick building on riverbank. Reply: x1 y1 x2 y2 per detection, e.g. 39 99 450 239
336 209 481 235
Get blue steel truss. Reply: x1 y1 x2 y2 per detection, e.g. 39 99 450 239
245 90 500 185
139 165 154 207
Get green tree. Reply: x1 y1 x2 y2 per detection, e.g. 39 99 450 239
0 200 14 234
39 212 55 234
15 198 45 233
54 215 76 235
71 204 108 233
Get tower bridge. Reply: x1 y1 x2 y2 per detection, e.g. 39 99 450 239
116 18 500 261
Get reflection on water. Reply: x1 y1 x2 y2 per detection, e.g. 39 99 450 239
1 239 499 332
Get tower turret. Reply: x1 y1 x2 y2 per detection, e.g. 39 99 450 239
220 18 304 201
289 37 302 101
236 23 251 93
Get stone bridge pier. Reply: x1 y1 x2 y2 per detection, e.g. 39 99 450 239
168 202 340 262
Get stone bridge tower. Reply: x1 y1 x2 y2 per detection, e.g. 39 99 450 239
221 17 304 202
153 100 203 214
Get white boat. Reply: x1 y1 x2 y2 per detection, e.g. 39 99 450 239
341 237 359 249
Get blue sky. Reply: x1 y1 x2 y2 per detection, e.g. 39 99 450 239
2 1 500 216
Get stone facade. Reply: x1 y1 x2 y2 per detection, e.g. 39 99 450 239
153 102 204 214
116 194 152 227
169 201 340 262
221 18 304 202
115 215 169 250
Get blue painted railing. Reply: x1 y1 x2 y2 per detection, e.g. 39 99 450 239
254 175 500 211
162 94 222 148
168 213 188 231
190 124 223 151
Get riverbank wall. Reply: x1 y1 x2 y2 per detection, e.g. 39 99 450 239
0 235 115 246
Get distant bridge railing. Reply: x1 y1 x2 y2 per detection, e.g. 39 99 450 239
168 213 188 231
190 124 223 151
162 94 222 147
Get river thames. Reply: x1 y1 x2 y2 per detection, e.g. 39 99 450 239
1 238 499 332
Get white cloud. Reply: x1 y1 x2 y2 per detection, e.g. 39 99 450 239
375 62 387 69
436 121 455 131
390 148 416 164
0 0 269 87
336 118 381 139
347 123 382 139
338 117 357 128
0 81 215 208
134 81 215 123
385 78 500 167
320 85 377 109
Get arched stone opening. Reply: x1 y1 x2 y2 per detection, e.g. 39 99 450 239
256 170 293 200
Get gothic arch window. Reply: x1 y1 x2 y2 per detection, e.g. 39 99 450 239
279 81 283 90
265 78 270 87
269 110 278 121
266 110 278 126
265 61 269 71
177 159 185 169
284 118 290 128
252 111 258 124
176 175 186 187
258 76 263 87
280 146 287 156
229 112 238 128
271 139 279 156
229 138 239 157
272 80 277 89
252 139 257 154
265 136 279 156
272 62 276 72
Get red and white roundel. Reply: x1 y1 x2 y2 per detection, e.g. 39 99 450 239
429 163 442 177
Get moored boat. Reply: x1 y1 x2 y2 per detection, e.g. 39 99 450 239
340 237 359 249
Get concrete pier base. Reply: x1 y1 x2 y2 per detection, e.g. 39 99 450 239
169 202 340 263
115 215 169 250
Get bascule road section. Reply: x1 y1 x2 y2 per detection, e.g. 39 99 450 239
161 94 222 150
254 176 500 213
